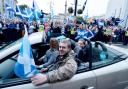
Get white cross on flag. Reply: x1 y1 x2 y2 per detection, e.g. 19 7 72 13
14 25 37 78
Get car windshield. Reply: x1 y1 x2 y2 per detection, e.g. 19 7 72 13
0 38 22 52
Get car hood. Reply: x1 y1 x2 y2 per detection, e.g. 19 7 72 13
0 32 44 60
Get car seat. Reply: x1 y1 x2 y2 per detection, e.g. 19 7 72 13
92 41 108 62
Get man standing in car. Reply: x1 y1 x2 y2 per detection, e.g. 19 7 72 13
31 39 77 85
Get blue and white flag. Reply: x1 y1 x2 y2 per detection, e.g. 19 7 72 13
32 0 40 11
14 25 37 78
15 5 23 19
5 3 15 12
32 0 41 20
15 5 29 19
26 8 34 22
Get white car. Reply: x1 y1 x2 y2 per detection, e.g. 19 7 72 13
0 32 128 89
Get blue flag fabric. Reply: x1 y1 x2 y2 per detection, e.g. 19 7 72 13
5 3 15 12
15 5 29 19
32 0 41 20
14 26 37 78
15 5 23 19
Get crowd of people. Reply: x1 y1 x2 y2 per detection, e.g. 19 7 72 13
0 16 128 86
0 16 128 45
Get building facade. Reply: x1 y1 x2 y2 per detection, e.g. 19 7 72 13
106 0 128 27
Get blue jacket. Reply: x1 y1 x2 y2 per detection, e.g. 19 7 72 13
42 49 59 68
75 29 94 40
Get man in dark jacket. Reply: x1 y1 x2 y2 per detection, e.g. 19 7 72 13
31 39 77 85
74 38 89 63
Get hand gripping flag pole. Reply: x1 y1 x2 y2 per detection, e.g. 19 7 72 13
14 25 38 78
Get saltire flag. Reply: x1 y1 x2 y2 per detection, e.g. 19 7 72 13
14 25 38 78
15 5 23 19
26 8 34 22
15 5 29 19
32 0 41 20
32 0 40 11
82 0 88 11
20 8 29 19
5 3 15 12
26 8 34 17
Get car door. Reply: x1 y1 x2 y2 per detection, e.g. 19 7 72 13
93 60 128 89
51 70 96 89
92 46 128 89
0 81 52 89
1 71 96 89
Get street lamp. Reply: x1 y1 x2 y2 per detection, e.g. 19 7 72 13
74 0 78 16
74 0 88 16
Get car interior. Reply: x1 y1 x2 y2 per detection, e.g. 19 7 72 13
0 39 128 88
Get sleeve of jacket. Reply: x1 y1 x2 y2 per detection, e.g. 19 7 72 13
43 51 59 68
46 58 77 83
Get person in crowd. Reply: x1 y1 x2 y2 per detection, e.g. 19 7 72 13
94 25 104 42
123 28 128 45
52 21 62 37
74 38 89 63
37 38 59 70
0 21 4 44
75 23 94 41
32 21 39 32
31 39 77 86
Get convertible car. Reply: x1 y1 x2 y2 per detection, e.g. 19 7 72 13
0 32 128 89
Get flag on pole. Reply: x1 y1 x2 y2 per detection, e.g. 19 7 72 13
15 5 29 19
15 5 23 18
26 8 34 22
14 25 37 78
32 0 40 11
5 3 15 12
20 8 29 19
32 0 41 20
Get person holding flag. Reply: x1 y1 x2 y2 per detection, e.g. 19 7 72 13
14 25 38 78
31 39 77 86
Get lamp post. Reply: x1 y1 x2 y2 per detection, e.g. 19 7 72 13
74 0 78 16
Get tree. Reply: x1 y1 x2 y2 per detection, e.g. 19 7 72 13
68 7 74 14
76 16 85 24
19 4 28 10
77 9 83 14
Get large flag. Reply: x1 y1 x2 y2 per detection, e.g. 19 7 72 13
15 5 23 19
32 0 40 11
15 5 29 19
20 8 29 19
14 25 37 78
26 8 34 22
32 0 41 20
5 3 15 12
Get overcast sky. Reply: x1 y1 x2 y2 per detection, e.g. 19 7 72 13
17 0 110 17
